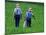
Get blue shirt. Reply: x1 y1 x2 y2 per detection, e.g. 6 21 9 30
26 11 32 18
14 7 22 15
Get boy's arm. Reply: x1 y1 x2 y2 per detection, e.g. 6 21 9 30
20 14 22 19
31 9 35 19
13 8 16 19
20 8 22 19
32 13 35 19
13 8 16 16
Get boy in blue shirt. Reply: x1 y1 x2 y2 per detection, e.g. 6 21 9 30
26 8 33 27
14 3 22 28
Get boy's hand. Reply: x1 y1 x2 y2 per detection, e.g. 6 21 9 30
32 15 35 19
20 14 22 19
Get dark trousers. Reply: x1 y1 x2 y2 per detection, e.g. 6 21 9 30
26 18 31 27
14 15 20 27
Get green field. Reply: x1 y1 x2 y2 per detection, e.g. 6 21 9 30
5 1 44 35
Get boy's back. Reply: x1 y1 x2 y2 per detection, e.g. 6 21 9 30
14 7 22 15
26 11 32 18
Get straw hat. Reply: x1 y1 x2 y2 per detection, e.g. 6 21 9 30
16 3 20 8
28 8 32 12
16 3 19 6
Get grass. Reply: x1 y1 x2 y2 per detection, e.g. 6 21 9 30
5 2 44 35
